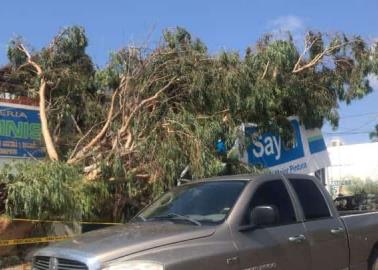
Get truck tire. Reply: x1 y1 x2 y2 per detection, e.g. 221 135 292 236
370 249 378 270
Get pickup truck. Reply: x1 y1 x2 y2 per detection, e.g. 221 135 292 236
31 174 378 270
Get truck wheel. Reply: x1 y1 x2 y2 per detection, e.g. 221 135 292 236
370 250 378 270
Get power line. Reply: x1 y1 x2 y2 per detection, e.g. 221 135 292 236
324 131 371 135
324 113 378 134
339 115 378 132
339 112 378 119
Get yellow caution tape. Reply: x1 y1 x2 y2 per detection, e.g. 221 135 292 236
0 217 123 246
9 218 122 225
0 235 73 247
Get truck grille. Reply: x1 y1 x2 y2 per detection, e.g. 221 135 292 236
33 256 88 270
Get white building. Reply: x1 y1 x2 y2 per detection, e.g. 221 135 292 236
326 140 378 194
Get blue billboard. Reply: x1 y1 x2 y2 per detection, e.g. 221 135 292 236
0 104 45 158
245 119 305 168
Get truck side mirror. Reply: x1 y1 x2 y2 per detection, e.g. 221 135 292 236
250 205 277 227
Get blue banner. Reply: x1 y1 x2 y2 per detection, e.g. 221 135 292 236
308 135 327 154
0 104 45 158
245 119 305 168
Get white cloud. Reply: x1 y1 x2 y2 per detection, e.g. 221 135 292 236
268 15 305 33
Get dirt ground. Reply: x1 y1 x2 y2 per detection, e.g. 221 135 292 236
0 217 34 257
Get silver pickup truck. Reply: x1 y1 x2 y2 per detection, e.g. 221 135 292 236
32 174 378 270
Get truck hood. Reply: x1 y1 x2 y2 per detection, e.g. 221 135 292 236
34 222 216 264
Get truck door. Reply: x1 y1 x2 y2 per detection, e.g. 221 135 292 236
287 177 349 270
233 179 311 270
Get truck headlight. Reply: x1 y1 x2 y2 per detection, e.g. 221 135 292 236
103 260 164 270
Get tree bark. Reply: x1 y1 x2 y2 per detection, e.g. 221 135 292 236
19 44 59 161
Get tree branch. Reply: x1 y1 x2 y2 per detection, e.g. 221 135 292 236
292 38 352 73
118 77 176 137
292 36 319 73
70 114 83 135
67 89 119 164
261 60 270 79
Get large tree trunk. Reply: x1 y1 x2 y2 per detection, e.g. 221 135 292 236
19 44 59 161
38 76 59 160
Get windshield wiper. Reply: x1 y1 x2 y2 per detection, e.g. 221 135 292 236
148 213 202 226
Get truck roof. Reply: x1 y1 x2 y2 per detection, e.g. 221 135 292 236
201 174 257 181
194 173 315 183
193 173 266 183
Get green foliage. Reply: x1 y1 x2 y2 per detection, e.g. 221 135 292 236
7 38 27 68
0 161 108 221
347 179 378 195
49 26 89 63
6 26 100 159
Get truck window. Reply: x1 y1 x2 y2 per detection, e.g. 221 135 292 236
138 181 247 225
245 180 297 226
289 179 331 220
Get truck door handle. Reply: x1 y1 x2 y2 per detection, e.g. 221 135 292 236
288 234 306 243
330 227 345 234
226 256 239 265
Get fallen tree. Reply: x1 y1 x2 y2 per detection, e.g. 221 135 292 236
1 26 378 221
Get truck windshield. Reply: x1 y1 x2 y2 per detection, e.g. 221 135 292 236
136 181 246 225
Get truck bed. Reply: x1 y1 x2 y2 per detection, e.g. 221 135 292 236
338 210 377 216
340 211 378 269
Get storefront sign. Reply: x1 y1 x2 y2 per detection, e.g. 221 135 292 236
0 102 45 158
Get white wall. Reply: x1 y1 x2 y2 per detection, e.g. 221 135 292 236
326 142 378 182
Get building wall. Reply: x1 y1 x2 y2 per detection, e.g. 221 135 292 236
326 142 378 195
327 142 378 181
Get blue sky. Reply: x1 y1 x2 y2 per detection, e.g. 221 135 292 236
1 0 378 144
